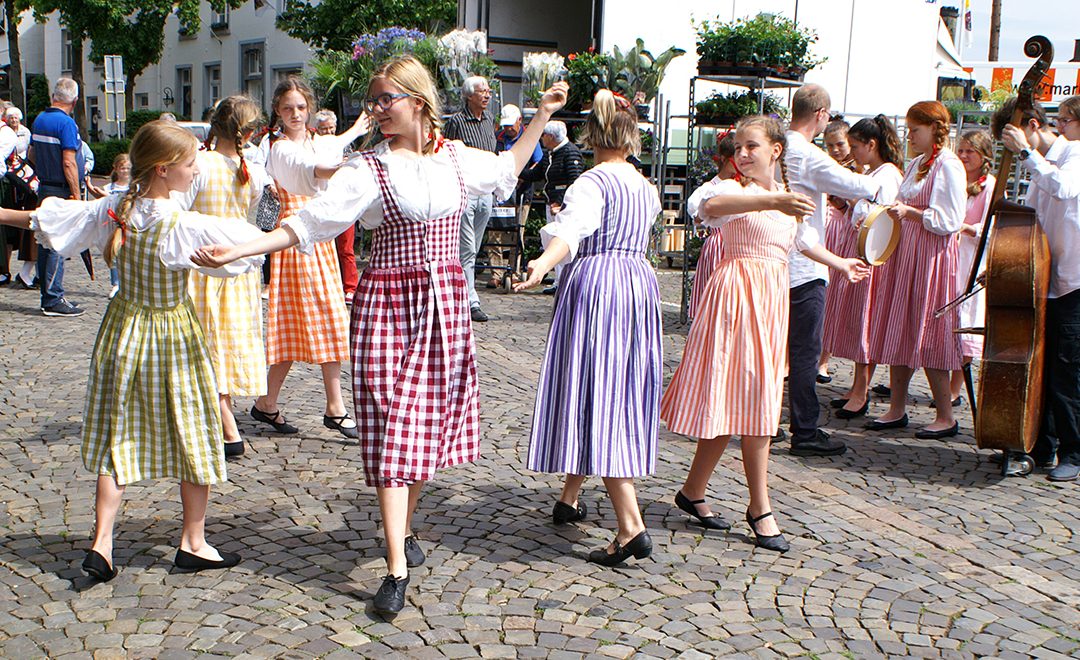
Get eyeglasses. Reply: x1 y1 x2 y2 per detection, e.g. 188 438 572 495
363 93 411 114
1059 116 1078 128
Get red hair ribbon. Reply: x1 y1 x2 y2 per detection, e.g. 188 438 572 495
107 208 128 246
610 92 632 110
428 131 447 154
237 158 251 185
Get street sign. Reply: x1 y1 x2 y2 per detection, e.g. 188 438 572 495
103 55 126 124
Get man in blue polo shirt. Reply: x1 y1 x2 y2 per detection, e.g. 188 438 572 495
29 77 85 317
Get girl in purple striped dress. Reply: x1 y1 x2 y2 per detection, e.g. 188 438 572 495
515 90 662 567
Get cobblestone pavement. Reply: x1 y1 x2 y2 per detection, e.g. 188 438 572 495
1 265 1079 660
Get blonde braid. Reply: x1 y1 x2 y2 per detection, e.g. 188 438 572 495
104 186 140 267
235 130 250 185
779 156 792 193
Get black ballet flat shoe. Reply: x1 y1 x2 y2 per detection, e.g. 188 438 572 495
251 406 299 434
864 414 908 431
173 548 242 572
829 397 850 409
929 396 964 409
323 413 359 440
914 422 960 439
404 536 426 568
745 510 790 553
835 400 869 420
871 384 891 396
552 500 587 525
373 574 410 615
674 491 731 530
224 440 245 458
82 550 118 582
587 530 653 567
816 374 833 384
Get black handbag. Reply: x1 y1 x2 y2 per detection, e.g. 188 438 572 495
254 185 280 232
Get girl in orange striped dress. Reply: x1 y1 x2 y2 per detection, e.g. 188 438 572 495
661 116 869 553
256 78 357 439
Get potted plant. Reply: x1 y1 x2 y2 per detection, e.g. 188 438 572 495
695 13 823 80
437 29 497 113
521 51 566 109
606 39 685 117
693 90 787 126
565 48 611 113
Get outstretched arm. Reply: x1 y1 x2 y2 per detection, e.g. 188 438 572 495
0 208 32 228
193 225 299 269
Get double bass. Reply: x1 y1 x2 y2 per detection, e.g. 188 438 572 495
959 36 1054 476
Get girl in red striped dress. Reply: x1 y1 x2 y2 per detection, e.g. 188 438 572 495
687 132 737 321
661 116 869 553
864 101 967 438
818 118 857 382
821 116 905 418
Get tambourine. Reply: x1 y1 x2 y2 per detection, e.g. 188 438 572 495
857 204 901 266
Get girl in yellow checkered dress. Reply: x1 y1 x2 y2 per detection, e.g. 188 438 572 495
176 96 270 458
0 121 265 580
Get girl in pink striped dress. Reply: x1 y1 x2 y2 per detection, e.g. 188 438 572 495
818 118 858 382
950 130 995 400
661 116 869 553
865 101 967 439
688 133 736 321
821 116 905 418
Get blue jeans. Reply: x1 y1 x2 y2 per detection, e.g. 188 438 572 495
459 193 493 308
37 185 70 308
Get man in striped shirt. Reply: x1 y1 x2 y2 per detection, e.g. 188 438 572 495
444 76 497 322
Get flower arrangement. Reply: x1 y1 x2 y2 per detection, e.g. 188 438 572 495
565 48 611 112
695 13 824 79
694 90 788 125
439 29 496 112
521 51 566 108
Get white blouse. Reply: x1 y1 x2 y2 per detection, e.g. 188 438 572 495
851 163 904 228
687 175 730 224
686 178 819 251
540 162 662 265
899 149 967 235
283 140 518 254
31 195 265 278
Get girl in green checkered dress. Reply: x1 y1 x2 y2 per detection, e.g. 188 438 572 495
0 121 265 580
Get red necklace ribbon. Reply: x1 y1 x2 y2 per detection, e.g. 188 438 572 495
107 208 127 246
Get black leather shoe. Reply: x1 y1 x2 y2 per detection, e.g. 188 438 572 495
323 414 359 439
552 500 587 525
587 530 652 566
373 574 409 615
404 536 426 568
771 428 787 443
674 491 731 530
251 406 299 434
835 400 869 420
746 510 790 553
224 440 245 458
914 422 959 439
829 397 849 409
174 548 242 572
470 306 489 322
929 396 964 409
871 384 891 396
865 414 908 431
816 373 833 384
789 429 847 456
82 550 118 582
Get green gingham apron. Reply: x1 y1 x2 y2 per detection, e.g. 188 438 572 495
81 212 226 486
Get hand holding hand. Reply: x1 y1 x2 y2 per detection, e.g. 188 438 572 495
538 82 569 116
775 192 816 219
192 244 239 269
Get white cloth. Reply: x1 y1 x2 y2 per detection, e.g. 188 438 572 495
540 162 662 265
687 175 728 224
851 163 904 227
266 136 336 197
1022 136 1080 298
313 132 354 163
689 178 820 251
0 125 18 176
30 195 264 278
172 150 271 225
784 130 880 288
284 140 519 254
898 148 967 235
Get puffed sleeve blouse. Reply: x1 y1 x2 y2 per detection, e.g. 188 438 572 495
690 178 820 251
851 163 904 228
31 195 264 278
899 149 966 235
282 140 519 254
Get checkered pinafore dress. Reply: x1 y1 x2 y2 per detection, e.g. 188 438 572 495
82 211 226 486
352 143 480 487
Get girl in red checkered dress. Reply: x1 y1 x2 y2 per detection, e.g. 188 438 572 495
195 57 568 615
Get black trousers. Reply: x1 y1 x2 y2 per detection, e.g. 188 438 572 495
787 279 826 443
1035 288 1080 465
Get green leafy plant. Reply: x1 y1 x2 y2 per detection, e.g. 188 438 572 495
695 13 824 76
124 109 168 138
606 39 685 104
694 90 788 124
565 49 611 111
89 138 132 176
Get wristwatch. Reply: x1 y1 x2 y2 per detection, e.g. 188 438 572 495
1018 148 1031 161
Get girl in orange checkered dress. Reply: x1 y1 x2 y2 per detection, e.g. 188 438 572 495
254 78 357 439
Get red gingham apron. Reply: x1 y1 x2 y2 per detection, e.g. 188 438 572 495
352 143 481 487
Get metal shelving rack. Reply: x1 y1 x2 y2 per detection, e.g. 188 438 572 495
675 74 803 322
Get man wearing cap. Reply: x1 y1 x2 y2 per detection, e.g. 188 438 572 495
497 104 543 206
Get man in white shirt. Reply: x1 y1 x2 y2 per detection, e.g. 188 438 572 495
783 84 880 457
997 98 1080 482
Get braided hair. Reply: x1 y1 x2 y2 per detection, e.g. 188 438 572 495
209 95 262 186
734 115 790 191
906 101 951 181
104 121 199 267
958 129 994 196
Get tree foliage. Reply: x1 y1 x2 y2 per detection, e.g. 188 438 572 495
276 0 457 52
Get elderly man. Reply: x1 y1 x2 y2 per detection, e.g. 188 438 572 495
519 120 584 294
28 78 87 317
443 76 497 322
496 104 543 204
